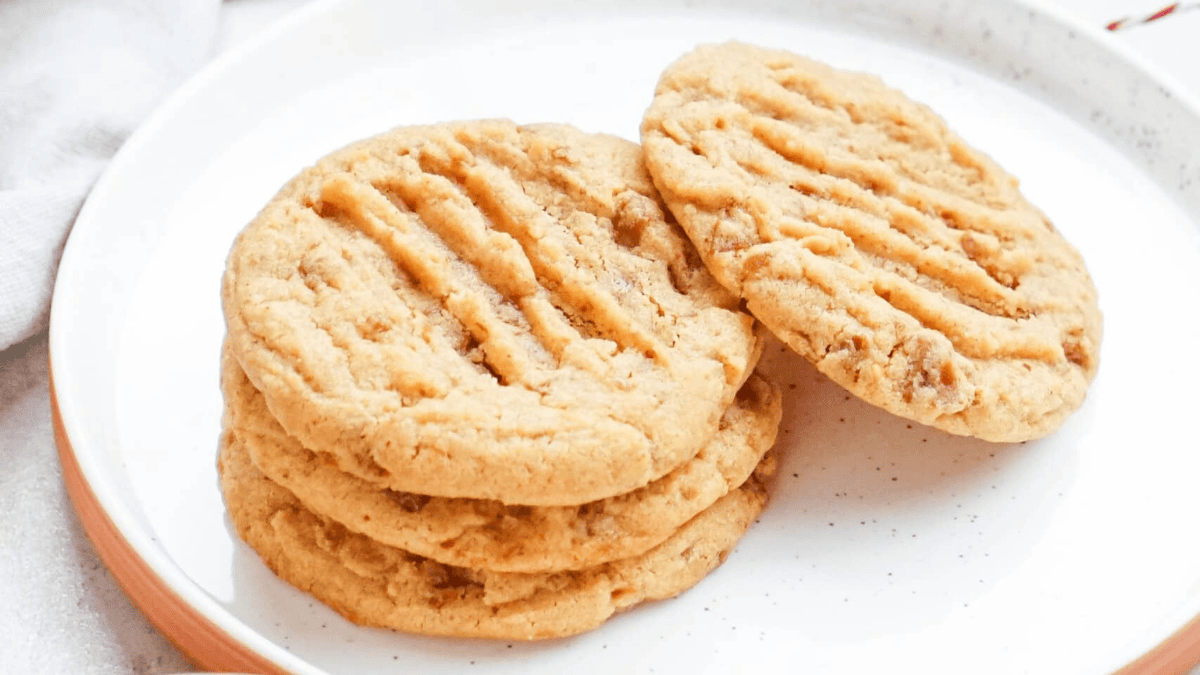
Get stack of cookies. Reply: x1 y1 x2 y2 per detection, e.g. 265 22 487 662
218 120 782 640
217 41 1102 641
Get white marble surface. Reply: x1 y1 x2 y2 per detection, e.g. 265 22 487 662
0 0 1196 673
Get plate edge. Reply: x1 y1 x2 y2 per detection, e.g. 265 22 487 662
50 354 297 675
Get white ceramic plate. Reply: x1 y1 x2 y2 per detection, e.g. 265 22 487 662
49 1 1200 673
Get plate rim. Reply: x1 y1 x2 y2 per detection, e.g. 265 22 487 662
48 0 1200 673
50 372 293 675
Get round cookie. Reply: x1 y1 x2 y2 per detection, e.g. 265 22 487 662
222 119 761 505
640 41 1102 442
221 343 781 573
217 424 770 640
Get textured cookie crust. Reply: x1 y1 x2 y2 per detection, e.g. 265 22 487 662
221 344 781 573
222 120 760 504
217 425 769 640
641 42 1102 442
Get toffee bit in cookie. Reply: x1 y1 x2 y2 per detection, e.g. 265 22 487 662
1062 339 1090 369
420 559 477 590
388 491 430 514
419 560 482 608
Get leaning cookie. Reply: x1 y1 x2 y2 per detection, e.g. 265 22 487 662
217 425 770 640
221 342 780 573
222 119 761 505
640 41 1102 442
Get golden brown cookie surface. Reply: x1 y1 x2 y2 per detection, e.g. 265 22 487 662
221 343 780 573
217 423 769 640
222 119 761 504
641 42 1102 442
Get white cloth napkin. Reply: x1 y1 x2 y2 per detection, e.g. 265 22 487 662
0 0 222 351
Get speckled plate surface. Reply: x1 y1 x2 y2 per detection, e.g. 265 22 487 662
49 0 1200 673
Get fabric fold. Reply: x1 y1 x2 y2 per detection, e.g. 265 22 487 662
0 0 222 350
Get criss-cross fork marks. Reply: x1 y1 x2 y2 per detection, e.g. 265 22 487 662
301 132 696 397
658 59 1082 365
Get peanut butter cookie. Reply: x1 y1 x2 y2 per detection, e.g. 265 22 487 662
641 42 1102 441
222 120 761 504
